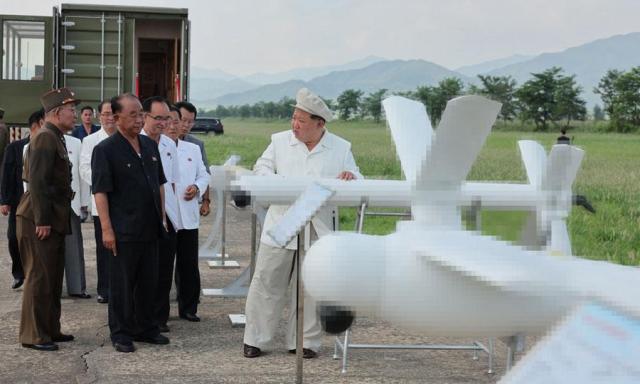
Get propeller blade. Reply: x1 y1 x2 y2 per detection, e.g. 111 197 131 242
382 96 433 183
544 144 584 192
416 95 501 191
547 219 572 256
518 140 547 188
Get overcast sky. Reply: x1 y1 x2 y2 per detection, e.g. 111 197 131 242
4 0 640 76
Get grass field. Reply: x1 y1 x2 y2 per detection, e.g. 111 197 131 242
198 117 640 266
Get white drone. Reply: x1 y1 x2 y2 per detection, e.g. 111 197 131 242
293 95 640 338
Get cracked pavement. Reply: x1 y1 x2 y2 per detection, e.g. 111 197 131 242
0 203 515 383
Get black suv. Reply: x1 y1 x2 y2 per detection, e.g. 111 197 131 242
191 117 224 135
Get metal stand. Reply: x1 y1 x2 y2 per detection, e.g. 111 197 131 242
333 202 495 374
207 190 240 268
295 228 306 384
202 211 261 327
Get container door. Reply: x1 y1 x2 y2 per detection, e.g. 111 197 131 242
59 11 125 107
0 14 53 125
180 18 190 101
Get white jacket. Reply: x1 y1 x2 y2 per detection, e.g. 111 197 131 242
79 128 110 215
141 131 180 229
255 129 362 249
174 140 209 230
65 135 85 217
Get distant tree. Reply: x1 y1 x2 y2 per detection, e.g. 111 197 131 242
361 89 387 123
554 75 587 128
414 77 464 126
516 67 585 131
321 97 335 112
592 104 605 121
595 67 640 132
336 89 364 120
477 75 518 121
594 69 622 118
277 97 295 118
239 104 251 119
215 105 229 118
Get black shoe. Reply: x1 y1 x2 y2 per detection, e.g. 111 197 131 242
70 293 92 299
113 341 135 353
96 295 108 304
158 324 170 333
11 278 24 290
244 344 261 358
288 348 317 359
179 313 200 322
133 334 169 345
22 342 58 351
52 334 74 342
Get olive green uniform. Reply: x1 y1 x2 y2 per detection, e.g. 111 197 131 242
16 122 72 344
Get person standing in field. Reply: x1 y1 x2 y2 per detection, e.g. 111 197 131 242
243 88 363 359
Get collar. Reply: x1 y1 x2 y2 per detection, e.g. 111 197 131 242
288 129 332 152
44 122 65 138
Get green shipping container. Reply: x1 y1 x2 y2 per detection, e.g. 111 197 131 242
0 4 190 126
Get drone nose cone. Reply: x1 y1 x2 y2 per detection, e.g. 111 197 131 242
318 304 355 335
303 232 386 312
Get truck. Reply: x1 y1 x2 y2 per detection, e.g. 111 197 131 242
0 3 190 127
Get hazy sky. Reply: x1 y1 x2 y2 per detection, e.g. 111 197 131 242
4 0 639 76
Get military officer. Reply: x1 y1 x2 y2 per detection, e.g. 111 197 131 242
17 88 78 351
243 88 362 359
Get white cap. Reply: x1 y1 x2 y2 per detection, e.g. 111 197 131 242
293 88 333 122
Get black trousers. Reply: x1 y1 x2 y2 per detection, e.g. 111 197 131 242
8 207 24 280
175 229 200 316
93 217 110 298
154 221 176 326
108 240 159 343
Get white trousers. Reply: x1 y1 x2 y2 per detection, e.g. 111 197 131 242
243 243 322 351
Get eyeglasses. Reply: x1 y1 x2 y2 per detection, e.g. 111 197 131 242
146 114 171 122
100 112 114 117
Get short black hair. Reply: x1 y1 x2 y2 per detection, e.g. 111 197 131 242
142 96 168 113
175 101 197 119
111 93 139 115
561 129 567 135
80 105 94 114
97 99 111 113
28 108 45 127
169 105 182 119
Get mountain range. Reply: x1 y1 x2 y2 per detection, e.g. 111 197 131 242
190 32 640 109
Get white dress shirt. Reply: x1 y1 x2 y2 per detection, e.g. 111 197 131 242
79 128 110 215
141 131 180 229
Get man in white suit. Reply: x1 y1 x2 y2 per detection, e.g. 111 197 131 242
165 106 209 322
141 97 180 332
63 134 90 298
79 99 116 303
243 88 362 359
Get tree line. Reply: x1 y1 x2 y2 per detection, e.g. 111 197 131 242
201 66 640 132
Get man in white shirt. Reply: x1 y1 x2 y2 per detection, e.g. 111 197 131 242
64 134 90 298
243 88 362 359
141 97 180 332
165 106 209 322
79 100 116 304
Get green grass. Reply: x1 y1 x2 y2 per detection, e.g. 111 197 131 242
197 118 640 265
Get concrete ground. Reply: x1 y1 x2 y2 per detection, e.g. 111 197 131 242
0 202 522 383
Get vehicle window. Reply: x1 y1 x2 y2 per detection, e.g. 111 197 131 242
2 20 45 81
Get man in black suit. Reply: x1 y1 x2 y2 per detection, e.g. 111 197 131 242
0 108 44 289
92 93 170 353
